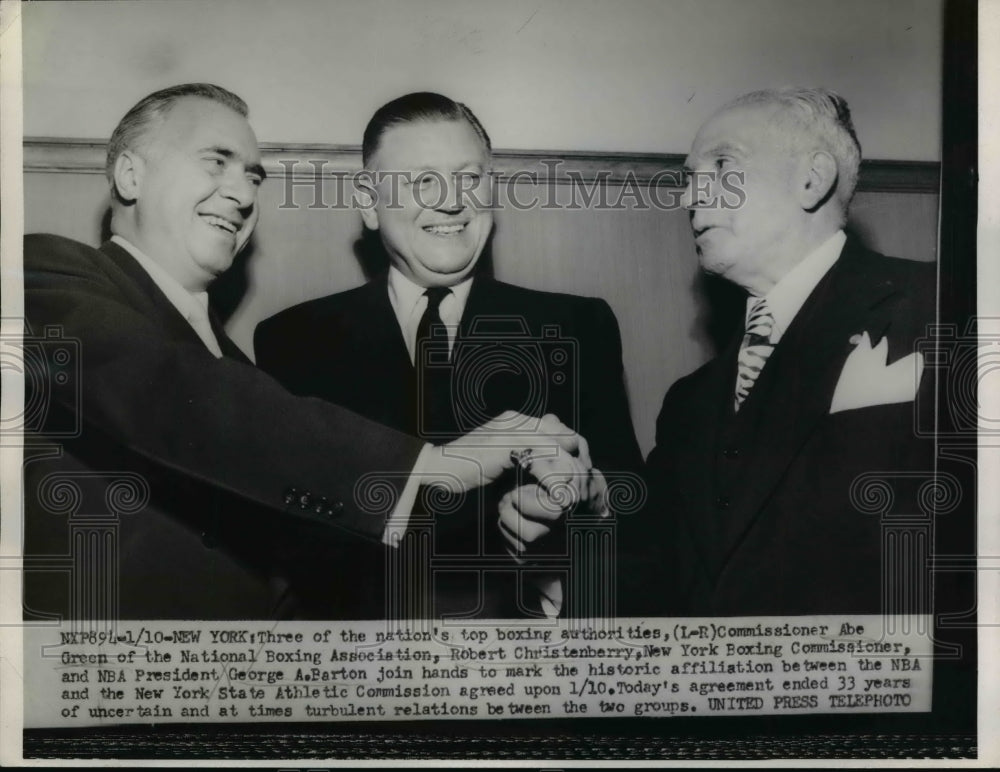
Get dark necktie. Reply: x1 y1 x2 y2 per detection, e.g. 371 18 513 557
734 297 775 412
414 287 454 436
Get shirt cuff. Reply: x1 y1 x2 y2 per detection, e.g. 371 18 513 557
382 442 434 547
537 575 564 619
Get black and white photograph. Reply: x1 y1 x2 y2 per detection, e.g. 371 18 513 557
0 0 987 764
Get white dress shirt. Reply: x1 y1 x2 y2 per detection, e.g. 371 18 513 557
111 236 223 357
746 229 847 343
387 266 473 363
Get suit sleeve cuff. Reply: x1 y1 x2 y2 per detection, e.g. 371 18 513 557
382 442 434 547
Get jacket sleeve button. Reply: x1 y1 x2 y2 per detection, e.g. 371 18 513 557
283 487 298 505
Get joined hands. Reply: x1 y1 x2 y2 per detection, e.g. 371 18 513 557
419 410 606 557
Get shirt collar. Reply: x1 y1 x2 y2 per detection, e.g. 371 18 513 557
387 266 474 363
387 265 474 324
750 230 846 343
111 235 213 322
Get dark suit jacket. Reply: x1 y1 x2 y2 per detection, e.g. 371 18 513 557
255 274 643 618
637 239 936 616
22 235 425 620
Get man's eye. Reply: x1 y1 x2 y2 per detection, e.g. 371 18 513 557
247 174 263 187
204 156 226 169
415 174 434 187
715 157 732 171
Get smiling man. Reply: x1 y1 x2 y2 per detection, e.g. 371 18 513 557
105 88 264 293
357 108 493 290
634 87 936 616
22 84 594 620
255 92 642 619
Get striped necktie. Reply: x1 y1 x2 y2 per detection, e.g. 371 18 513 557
734 297 775 412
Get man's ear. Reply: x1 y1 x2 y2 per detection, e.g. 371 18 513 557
798 150 838 210
355 175 380 230
112 150 144 203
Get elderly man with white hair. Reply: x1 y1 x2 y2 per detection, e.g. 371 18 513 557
637 87 936 616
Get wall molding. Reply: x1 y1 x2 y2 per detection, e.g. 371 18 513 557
23 138 940 194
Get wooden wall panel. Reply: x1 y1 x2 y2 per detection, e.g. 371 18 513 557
849 191 939 263
22 144 938 454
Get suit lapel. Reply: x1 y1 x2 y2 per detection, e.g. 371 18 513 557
452 277 538 429
458 275 504 337
207 310 252 363
102 241 256 362
367 272 414 372
351 274 419 432
715 241 909 566
100 241 210 346
101 241 201 341
678 336 743 574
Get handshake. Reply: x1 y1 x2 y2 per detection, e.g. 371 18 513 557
421 410 608 557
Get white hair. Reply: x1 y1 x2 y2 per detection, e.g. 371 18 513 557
727 87 863 214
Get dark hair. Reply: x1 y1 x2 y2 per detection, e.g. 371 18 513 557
362 92 491 167
105 83 248 184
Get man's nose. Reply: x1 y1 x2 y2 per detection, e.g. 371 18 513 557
680 175 697 209
681 170 714 210
221 170 257 210
680 180 693 209
436 175 466 213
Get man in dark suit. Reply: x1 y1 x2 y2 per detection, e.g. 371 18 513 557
21 83 592 620
255 92 643 619
637 88 935 616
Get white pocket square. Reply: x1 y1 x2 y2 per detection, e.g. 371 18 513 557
830 331 925 414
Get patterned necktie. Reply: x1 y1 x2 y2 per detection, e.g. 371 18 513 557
734 297 775 412
415 287 453 435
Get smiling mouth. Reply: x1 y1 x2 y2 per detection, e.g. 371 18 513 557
692 225 714 239
201 214 240 235
422 223 467 236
